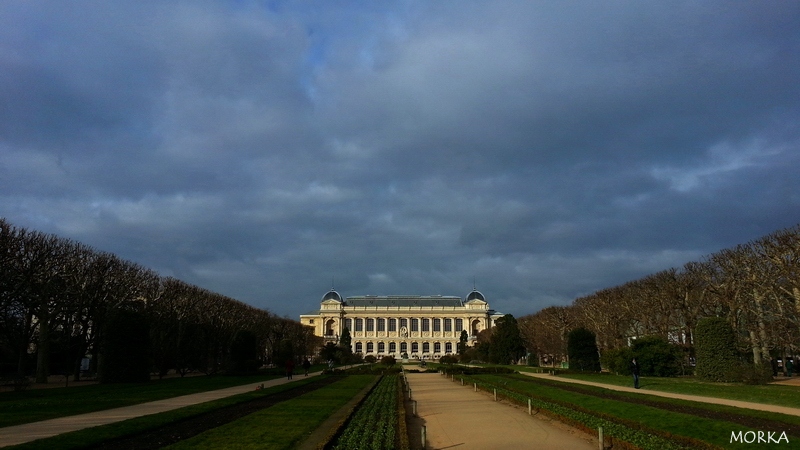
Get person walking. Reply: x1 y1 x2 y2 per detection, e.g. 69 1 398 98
631 358 640 389
302 358 311 376
285 358 295 380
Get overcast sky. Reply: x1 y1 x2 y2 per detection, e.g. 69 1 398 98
2 1 799 319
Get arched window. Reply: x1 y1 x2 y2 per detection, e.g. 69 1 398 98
445 342 453 353
366 342 374 353
411 342 419 353
378 342 385 353
400 342 407 353
355 342 363 353
325 319 336 336
422 342 430 353
434 342 441 353
389 342 397 353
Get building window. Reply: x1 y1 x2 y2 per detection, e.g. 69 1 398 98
355 342 363 353
377 318 385 332
445 342 453 353
433 319 441 332
455 319 463 332
400 318 408 329
389 342 396 353
434 342 441 353
388 318 397 332
411 342 419 353
366 318 374 332
309 319 314 324
378 342 385 353
400 342 407 353
345 318 352 330
444 319 452 332
367 342 374 353
355 318 363 332
422 342 430 353
411 319 419 332
422 319 430 332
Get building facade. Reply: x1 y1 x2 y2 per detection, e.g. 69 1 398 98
300 289 503 359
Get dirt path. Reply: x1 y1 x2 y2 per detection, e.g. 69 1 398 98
404 371 596 449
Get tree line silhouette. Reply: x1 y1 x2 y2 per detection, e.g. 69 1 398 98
520 224 800 369
0 218 318 384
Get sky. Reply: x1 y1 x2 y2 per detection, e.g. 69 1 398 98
2 1 799 320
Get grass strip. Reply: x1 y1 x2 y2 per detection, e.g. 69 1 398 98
6 376 324 450
332 375 398 449
165 375 377 450
0 372 287 428
470 373 797 449
513 366 800 409
513 373 800 431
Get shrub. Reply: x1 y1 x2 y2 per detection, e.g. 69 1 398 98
601 347 634 375
438 355 458 365
694 317 738 382
99 309 151 383
567 327 601 372
364 355 377 364
631 336 683 377
380 355 396 366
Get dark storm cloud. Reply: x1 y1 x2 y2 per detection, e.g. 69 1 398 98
1 1 799 318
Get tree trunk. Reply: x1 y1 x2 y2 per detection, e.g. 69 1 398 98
35 315 50 383
749 330 762 365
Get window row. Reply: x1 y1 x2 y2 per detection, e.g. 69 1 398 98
353 342 454 354
344 318 464 332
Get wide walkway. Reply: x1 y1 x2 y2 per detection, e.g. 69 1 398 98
0 372 321 448
404 371 596 449
519 372 800 417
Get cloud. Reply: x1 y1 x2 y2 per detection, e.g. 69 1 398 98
1 1 799 319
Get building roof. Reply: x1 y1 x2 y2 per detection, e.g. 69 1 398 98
465 289 486 302
321 289 343 302
345 295 464 307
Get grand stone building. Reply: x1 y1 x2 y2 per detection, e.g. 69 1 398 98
300 289 504 359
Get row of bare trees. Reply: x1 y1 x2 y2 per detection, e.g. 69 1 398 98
519 224 800 368
0 218 319 383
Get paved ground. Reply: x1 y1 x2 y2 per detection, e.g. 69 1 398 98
404 371 596 449
519 371 800 417
0 373 320 448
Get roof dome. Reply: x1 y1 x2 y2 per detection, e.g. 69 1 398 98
466 289 485 302
321 289 343 302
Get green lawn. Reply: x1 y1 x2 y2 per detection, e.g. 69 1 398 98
165 375 377 450
472 373 799 449
0 372 284 427
511 366 800 409
6 376 328 450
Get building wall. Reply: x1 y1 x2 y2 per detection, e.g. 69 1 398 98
300 294 496 359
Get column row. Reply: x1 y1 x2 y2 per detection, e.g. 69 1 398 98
344 317 467 333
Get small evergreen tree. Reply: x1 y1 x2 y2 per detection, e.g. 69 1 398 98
695 317 739 382
567 327 600 372
458 329 469 355
489 314 525 364
339 327 352 352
